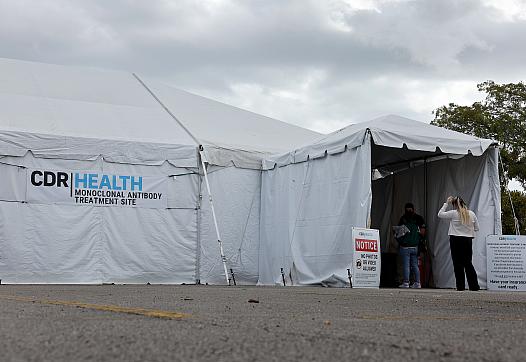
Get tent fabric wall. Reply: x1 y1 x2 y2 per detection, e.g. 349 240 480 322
0 204 197 284
258 136 372 286
0 152 200 284
0 162 25 201
0 130 199 167
0 148 265 285
426 148 501 288
198 166 261 284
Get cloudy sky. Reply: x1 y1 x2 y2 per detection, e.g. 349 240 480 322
0 0 525 134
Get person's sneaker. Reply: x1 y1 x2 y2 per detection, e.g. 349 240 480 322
410 282 421 289
399 282 410 288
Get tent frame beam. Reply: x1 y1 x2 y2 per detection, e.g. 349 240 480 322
132 73 231 285
199 149 231 285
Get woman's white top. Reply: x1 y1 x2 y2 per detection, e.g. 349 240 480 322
437 203 480 237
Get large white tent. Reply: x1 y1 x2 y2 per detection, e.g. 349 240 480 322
259 115 501 288
0 58 322 284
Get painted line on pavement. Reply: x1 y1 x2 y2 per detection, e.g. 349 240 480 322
0 294 189 320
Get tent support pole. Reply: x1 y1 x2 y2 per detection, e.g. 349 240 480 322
132 73 231 282
195 165 203 285
199 148 231 285
424 158 428 226
423 158 429 288
498 150 520 235
132 73 201 145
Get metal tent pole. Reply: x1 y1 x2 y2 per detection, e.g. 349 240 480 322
498 150 520 235
424 159 427 224
423 158 429 288
195 164 203 285
199 148 231 285
132 73 231 284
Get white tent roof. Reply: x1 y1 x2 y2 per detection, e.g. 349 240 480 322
144 81 322 154
0 58 321 168
264 115 498 169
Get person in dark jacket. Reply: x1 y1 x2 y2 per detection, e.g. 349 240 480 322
397 202 425 288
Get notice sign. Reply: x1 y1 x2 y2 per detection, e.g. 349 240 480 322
26 169 167 209
486 235 526 291
351 227 381 288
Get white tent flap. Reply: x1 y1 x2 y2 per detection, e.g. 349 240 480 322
259 135 372 286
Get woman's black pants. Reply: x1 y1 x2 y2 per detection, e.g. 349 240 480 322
449 235 480 291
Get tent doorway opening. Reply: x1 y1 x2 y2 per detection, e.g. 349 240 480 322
370 143 449 288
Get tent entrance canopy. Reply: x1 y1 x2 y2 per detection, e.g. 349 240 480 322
373 144 447 173
370 143 501 288
258 115 501 288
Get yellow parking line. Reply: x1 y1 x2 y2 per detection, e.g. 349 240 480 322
0 294 189 320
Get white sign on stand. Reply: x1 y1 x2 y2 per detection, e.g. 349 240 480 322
351 227 381 288
486 235 526 291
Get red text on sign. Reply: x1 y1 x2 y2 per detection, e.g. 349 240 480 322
355 239 378 252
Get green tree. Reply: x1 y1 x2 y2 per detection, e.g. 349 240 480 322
502 191 526 235
432 80 526 235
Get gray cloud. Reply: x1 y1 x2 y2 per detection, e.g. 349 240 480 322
0 0 525 133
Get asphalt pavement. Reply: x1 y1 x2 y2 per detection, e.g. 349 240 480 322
0 285 524 362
